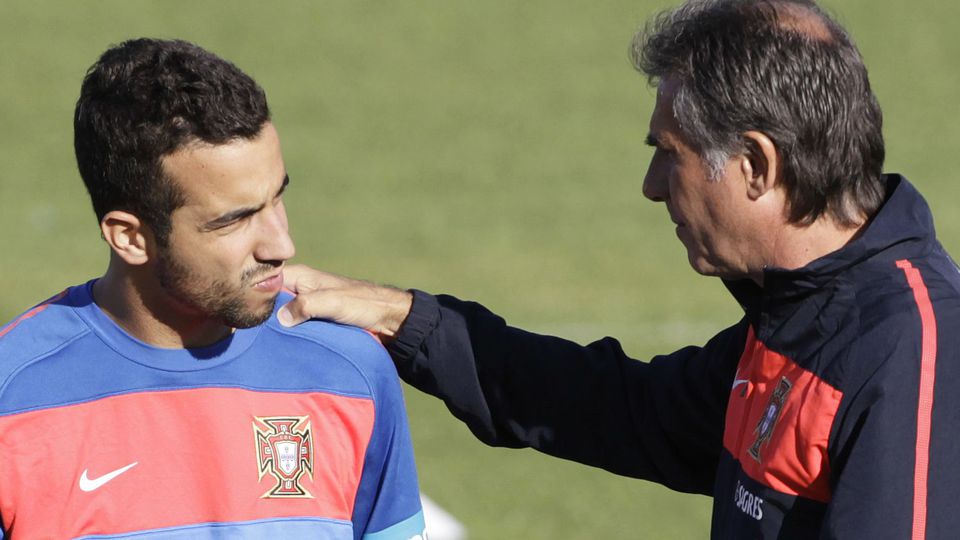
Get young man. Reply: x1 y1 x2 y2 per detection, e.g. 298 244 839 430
0 39 424 539
278 1 960 538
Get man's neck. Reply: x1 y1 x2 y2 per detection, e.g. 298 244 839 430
753 216 866 286
93 267 233 349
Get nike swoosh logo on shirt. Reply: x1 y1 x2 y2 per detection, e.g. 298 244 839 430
731 379 750 391
79 462 138 492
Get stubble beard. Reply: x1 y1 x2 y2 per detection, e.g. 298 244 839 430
155 250 278 330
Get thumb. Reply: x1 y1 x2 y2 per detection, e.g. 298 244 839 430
277 297 307 327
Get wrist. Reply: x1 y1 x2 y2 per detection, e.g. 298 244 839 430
374 288 413 341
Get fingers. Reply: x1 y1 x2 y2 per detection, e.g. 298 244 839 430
278 262 357 328
281 263 322 293
277 288 341 327
281 263 305 286
275 264 414 340
277 264 327 326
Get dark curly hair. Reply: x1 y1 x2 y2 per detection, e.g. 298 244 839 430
633 0 885 226
74 38 270 245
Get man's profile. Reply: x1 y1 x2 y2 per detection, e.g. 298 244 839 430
279 1 960 537
0 38 425 539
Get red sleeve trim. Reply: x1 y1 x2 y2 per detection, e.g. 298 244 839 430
0 289 68 340
896 259 937 540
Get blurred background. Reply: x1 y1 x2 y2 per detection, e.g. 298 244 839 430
1 1 958 537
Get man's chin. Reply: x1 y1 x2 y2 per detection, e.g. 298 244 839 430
687 253 715 276
687 255 731 279
688 257 755 282
222 295 278 329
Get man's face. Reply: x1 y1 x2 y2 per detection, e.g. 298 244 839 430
642 79 761 279
156 122 295 328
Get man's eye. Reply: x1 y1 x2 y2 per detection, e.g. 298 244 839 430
211 222 240 233
209 214 252 232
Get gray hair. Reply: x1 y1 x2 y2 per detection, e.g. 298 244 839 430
633 0 885 226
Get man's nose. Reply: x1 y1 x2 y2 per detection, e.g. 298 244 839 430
642 167 667 202
256 202 296 263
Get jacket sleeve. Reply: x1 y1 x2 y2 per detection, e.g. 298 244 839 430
388 290 749 495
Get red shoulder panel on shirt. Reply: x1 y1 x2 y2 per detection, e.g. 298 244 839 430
0 289 68 340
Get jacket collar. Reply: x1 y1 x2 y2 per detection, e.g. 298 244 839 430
724 174 935 311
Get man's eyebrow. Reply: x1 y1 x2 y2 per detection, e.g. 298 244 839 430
645 133 660 147
200 174 290 232
201 206 261 232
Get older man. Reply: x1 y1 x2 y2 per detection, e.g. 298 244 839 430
280 1 960 537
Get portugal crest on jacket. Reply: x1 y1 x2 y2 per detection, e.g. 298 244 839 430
253 416 314 498
748 377 792 463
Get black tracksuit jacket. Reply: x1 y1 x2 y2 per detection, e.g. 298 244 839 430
387 175 960 539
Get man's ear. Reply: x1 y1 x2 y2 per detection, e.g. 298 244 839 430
99 211 153 266
739 130 780 201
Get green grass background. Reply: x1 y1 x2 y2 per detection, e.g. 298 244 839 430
1 1 958 537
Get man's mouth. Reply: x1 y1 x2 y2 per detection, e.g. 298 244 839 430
252 271 284 292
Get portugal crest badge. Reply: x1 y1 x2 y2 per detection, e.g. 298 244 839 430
253 416 314 498
748 377 792 463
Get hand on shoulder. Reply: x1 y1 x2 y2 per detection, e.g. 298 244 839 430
277 264 413 342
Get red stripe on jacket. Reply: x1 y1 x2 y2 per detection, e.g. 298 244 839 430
896 259 938 540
